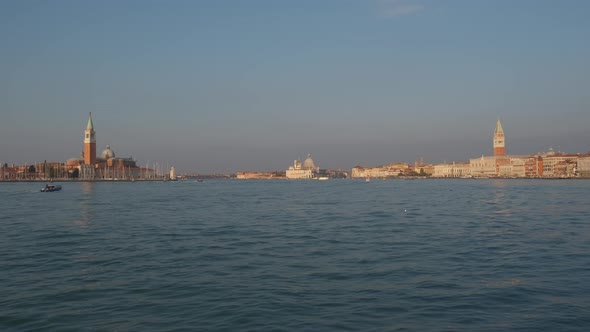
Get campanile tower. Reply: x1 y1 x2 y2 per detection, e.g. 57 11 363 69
84 112 96 165
493 118 505 156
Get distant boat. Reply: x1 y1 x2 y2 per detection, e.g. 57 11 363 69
41 184 61 192
365 177 370 182
317 177 329 181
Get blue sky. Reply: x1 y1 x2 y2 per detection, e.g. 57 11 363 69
1 0 589 173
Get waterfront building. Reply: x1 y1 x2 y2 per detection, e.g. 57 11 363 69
98 147 139 179
389 163 411 175
497 151 585 178
506 156 530 177
351 163 410 178
286 154 319 179
577 156 590 177
468 155 506 177
412 158 434 175
524 156 543 177
352 166 387 178
1 164 18 180
1 161 70 180
554 160 577 177
433 162 471 178
433 164 453 178
236 171 286 179
479 155 530 178
350 166 367 178
452 163 471 177
537 149 581 177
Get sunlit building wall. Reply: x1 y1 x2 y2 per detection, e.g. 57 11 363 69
508 156 529 177
433 162 470 178
577 156 590 177
470 156 502 177
351 165 402 178
540 154 579 177
433 164 453 178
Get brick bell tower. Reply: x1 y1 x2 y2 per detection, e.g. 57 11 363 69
493 118 505 156
84 112 97 165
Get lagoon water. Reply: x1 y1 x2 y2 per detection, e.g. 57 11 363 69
1 179 590 331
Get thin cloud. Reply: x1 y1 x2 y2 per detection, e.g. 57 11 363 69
378 0 424 18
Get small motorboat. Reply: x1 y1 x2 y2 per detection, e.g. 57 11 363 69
41 184 62 192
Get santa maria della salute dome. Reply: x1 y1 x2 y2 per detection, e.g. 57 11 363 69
286 153 320 179
302 154 317 170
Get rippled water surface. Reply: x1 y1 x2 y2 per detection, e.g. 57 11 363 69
1 179 590 331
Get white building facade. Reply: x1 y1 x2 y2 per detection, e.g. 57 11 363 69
286 154 318 179
433 162 471 178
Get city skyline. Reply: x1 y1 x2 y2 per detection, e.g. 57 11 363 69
1 1 589 173
2 113 588 178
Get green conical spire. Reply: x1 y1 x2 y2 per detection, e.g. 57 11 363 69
87 112 94 130
495 118 503 133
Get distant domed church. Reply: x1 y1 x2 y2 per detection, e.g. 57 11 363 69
286 153 319 179
65 113 140 179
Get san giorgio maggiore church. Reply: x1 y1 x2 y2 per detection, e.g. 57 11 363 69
65 113 152 179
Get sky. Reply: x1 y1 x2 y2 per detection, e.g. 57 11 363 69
1 0 589 173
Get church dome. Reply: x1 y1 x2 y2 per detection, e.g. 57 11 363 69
101 145 115 159
302 153 316 170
